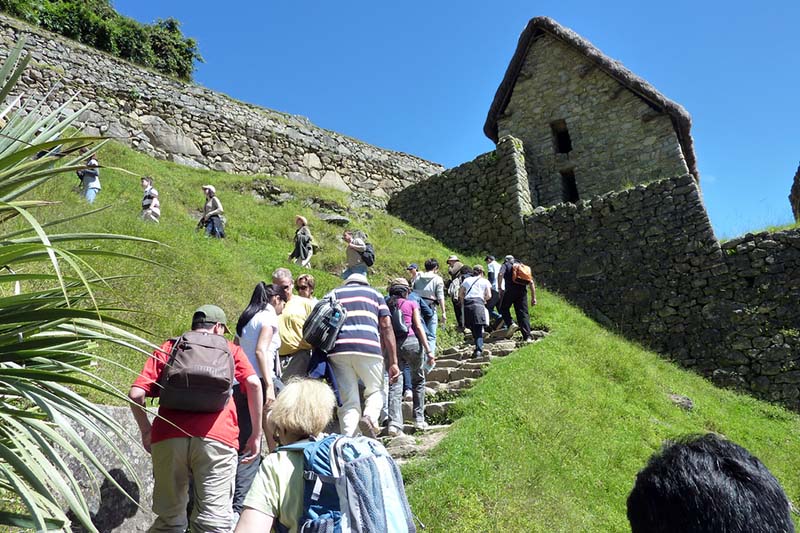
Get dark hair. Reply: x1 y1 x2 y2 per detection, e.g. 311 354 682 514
627 433 794 533
424 258 439 271
236 282 270 336
387 284 409 311
458 265 473 278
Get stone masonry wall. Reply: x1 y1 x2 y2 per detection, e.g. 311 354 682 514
498 33 688 206
0 15 443 198
387 135 532 254
524 175 800 409
790 162 800 222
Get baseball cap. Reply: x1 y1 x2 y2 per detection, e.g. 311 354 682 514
202 184 216 194
406 263 418 271
485 255 495 261
193 304 229 332
504 255 515 262
390 277 410 289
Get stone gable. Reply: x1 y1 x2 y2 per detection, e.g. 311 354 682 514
499 33 689 206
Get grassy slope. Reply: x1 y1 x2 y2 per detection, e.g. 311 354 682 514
404 292 800 531
23 141 473 399
21 141 800 531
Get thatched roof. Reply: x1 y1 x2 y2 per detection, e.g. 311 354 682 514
483 16 698 180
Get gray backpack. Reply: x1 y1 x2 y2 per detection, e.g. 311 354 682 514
157 331 234 412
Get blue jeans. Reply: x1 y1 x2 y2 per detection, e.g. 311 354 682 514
204 216 225 238
425 311 438 356
83 187 99 204
342 264 368 279
388 336 425 429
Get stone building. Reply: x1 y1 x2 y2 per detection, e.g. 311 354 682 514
483 16 699 207
790 163 800 222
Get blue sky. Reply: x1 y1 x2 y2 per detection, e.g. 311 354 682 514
114 1 800 239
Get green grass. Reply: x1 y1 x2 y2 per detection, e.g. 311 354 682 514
403 291 800 531
17 140 800 531
18 140 479 401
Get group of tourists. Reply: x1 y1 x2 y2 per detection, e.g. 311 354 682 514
124 224 547 532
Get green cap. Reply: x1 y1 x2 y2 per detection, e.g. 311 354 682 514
193 304 230 332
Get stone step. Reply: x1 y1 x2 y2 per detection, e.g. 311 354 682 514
426 366 484 383
401 400 456 420
425 377 476 394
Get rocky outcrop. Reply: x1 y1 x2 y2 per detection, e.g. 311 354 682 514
0 15 443 199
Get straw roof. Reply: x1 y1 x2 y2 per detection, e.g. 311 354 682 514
483 16 698 179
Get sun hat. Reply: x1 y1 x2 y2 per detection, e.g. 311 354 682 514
295 215 308 225
202 184 216 194
446 255 459 262
345 273 369 285
504 255 515 262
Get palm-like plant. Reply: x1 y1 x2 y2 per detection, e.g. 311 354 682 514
0 39 156 531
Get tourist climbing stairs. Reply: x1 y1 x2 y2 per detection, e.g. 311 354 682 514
384 328 548 464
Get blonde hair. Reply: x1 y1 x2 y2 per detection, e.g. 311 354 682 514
271 379 335 437
297 273 315 292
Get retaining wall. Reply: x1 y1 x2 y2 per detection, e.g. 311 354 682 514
526 175 800 408
388 135 532 255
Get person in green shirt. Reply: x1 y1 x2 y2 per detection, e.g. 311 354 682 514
235 379 336 533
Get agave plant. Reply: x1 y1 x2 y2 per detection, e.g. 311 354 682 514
0 38 157 531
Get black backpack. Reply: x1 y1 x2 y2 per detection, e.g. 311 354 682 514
388 299 409 339
157 331 234 412
303 292 348 352
360 242 376 267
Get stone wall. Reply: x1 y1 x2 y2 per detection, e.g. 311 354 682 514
523 175 800 409
0 15 443 198
387 135 532 254
790 162 800 222
498 33 688 206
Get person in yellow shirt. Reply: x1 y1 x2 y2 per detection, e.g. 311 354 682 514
272 268 315 380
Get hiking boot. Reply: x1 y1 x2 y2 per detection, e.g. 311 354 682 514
505 324 519 338
359 415 379 439
387 426 404 438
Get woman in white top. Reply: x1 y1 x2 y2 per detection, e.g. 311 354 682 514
459 265 492 358
235 282 286 435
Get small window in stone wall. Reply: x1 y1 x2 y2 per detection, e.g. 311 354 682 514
550 119 573 154
560 169 579 203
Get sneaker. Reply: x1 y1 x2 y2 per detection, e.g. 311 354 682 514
505 324 519 338
522 337 536 344
414 420 429 431
403 390 413 401
387 426 404 438
359 415 379 439
472 349 483 359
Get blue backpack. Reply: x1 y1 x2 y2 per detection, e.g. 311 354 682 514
279 434 417 533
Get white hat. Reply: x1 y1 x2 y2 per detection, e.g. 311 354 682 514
202 184 216 194
447 255 460 262
345 273 369 285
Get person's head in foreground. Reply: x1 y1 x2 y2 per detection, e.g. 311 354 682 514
235 379 336 532
271 378 335 446
627 433 794 533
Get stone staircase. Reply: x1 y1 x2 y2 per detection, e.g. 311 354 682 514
384 328 548 464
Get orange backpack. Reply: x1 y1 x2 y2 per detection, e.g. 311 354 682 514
511 262 533 285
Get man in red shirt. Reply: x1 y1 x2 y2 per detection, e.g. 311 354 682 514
129 304 263 532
